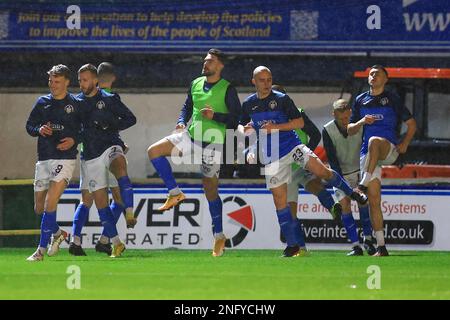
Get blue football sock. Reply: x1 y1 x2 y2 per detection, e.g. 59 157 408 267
327 170 353 196
151 157 178 191
72 203 89 238
39 211 57 248
208 197 223 235
276 207 297 247
294 218 306 247
317 189 335 211
111 201 124 224
102 201 124 237
98 207 118 238
359 205 373 237
49 211 60 234
117 176 134 209
341 212 359 244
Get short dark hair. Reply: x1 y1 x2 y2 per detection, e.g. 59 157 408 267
47 64 71 79
371 64 388 78
208 48 225 65
97 62 115 77
78 63 97 76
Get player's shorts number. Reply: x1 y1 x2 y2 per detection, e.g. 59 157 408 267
108 147 122 159
53 164 63 176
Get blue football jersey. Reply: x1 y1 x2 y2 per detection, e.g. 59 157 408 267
350 90 413 155
241 90 302 163
26 93 83 161
78 89 136 161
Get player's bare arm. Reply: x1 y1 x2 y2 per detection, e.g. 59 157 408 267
396 117 417 154
347 115 376 135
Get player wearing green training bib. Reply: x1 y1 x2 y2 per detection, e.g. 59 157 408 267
147 49 241 257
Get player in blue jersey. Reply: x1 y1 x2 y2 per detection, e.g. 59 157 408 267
246 84 343 255
77 64 137 258
26 64 83 261
271 85 343 222
323 98 376 256
348 65 416 256
147 49 242 257
240 66 367 257
69 62 128 256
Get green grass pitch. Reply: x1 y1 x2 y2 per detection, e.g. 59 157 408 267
0 248 449 299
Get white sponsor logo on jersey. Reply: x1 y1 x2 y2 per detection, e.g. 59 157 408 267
371 114 384 121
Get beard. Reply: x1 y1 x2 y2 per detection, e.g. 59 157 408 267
202 68 214 77
83 84 96 96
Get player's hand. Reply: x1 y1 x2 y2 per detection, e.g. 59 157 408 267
57 137 75 151
243 122 255 135
247 152 257 164
396 142 408 154
39 122 53 137
200 106 214 120
261 122 278 133
362 115 376 125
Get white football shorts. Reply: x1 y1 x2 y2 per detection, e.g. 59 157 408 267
80 159 118 191
166 130 222 178
265 144 316 189
84 145 125 192
34 159 76 192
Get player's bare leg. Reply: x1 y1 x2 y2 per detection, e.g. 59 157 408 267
304 178 322 195
81 189 94 207
304 156 332 180
111 187 123 205
367 178 388 256
148 138 180 159
45 180 69 257
34 190 47 215
27 190 48 261
359 137 391 191
148 138 186 211
271 183 288 211
203 176 219 202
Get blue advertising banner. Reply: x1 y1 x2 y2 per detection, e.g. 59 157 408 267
0 0 448 54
